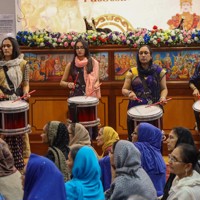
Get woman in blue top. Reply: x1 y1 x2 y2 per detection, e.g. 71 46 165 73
122 45 168 141
22 154 66 200
65 145 104 200
132 122 166 197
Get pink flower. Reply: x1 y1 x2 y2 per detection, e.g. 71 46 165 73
67 35 73 40
71 41 75 47
133 43 137 48
64 42 68 47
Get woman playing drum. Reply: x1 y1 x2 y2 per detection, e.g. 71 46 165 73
189 62 200 132
122 45 168 141
60 39 101 139
60 38 101 98
0 37 30 171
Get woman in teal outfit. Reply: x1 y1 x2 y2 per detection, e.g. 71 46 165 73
65 145 104 200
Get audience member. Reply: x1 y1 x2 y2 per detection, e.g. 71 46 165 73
167 144 200 200
41 121 71 181
162 126 199 200
22 153 66 200
133 122 166 197
68 123 91 146
97 126 119 191
96 126 119 157
65 145 104 200
105 140 157 200
0 138 23 200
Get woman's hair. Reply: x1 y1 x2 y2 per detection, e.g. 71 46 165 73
1 37 20 59
177 143 198 169
136 45 153 68
172 127 195 147
70 38 93 74
70 145 83 161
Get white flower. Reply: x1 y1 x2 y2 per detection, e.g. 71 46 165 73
153 40 158 45
168 38 173 43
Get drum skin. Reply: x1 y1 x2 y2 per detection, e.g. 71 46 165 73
193 100 200 112
127 105 163 121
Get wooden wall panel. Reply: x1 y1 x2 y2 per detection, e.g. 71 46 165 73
29 97 68 133
98 97 109 127
116 97 128 135
163 97 196 132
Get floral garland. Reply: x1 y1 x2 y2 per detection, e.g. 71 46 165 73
16 26 200 48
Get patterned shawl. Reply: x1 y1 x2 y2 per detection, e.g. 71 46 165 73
69 123 91 146
0 138 15 177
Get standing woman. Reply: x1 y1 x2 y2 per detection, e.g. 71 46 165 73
60 38 101 98
0 37 30 171
122 45 168 141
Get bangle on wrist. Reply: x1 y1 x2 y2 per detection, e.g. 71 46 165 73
193 88 197 91
127 90 132 96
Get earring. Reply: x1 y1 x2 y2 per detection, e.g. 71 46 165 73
185 169 188 176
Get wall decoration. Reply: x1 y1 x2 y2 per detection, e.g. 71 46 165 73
114 51 137 81
153 50 200 80
24 52 109 82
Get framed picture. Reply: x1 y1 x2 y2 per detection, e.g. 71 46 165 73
114 51 137 81
24 53 73 82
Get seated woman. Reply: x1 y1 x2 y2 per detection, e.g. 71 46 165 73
132 122 166 197
0 138 23 200
22 153 66 200
167 144 200 199
105 140 157 200
96 126 119 191
67 122 98 157
96 126 120 157
68 123 91 146
162 126 200 200
41 121 70 181
65 145 104 200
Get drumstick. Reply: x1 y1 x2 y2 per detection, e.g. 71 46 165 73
145 97 172 108
0 94 7 99
135 97 142 102
12 90 36 103
85 83 102 98
72 72 79 91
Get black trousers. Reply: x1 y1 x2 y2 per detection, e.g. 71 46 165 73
194 110 200 131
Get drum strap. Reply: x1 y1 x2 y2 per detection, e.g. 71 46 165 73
69 103 78 123
1 66 21 96
140 76 153 104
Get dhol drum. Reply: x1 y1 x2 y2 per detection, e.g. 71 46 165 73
0 100 31 135
127 105 163 129
67 96 100 127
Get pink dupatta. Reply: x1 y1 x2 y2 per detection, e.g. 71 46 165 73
75 57 101 98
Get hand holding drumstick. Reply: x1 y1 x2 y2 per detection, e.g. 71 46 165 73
86 83 102 97
12 90 36 103
128 91 142 102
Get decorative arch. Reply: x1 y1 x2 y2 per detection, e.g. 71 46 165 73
94 14 134 32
